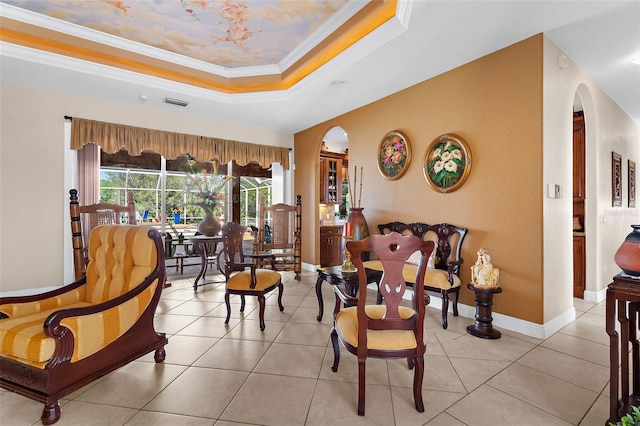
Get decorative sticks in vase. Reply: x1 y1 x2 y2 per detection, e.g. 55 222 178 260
346 165 363 209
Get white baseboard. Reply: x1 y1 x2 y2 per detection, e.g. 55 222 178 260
302 262 319 272
370 284 576 340
584 287 607 303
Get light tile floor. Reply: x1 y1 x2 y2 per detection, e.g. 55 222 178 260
0 270 617 426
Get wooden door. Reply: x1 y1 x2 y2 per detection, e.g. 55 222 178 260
573 236 585 298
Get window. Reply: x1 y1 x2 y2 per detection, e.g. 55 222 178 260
99 149 272 229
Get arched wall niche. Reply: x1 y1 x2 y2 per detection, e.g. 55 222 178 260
321 125 348 154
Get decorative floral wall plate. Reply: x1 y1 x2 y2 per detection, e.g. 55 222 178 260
423 134 472 193
377 131 411 180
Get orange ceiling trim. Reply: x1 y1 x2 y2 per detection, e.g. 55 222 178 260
0 0 398 94
281 0 397 88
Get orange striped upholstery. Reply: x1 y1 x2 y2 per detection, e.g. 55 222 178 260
85 226 157 303
60 282 158 362
0 303 91 366
0 288 85 318
0 225 158 368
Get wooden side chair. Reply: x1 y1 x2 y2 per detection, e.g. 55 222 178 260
221 222 284 331
330 232 435 415
0 224 168 425
253 195 302 280
69 189 137 280
369 222 468 329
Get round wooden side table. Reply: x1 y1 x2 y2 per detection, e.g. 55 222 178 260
466 283 502 339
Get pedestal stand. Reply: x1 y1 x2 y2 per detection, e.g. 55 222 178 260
605 274 640 425
466 283 502 339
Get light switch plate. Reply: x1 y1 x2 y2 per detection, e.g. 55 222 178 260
547 184 561 198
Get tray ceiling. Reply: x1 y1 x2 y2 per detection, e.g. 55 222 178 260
1 0 398 93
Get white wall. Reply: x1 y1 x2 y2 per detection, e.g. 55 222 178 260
543 36 640 326
0 82 294 292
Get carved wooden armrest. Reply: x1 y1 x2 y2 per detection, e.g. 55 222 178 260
0 278 87 319
43 276 158 366
446 259 463 281
333 285 358 307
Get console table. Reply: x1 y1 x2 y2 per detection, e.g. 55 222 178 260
315 266 383 322
606 274 640 424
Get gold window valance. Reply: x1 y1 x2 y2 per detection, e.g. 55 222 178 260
70 117 290 170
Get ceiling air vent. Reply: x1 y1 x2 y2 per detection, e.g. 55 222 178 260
164 97 189 107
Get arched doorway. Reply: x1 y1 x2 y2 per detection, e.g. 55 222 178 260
319 126 348 267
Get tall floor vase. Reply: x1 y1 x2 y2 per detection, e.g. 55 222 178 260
347 207 369 241
198 209 222 236
614 224 640 276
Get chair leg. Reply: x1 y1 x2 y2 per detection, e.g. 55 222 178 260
441 292 450 329
451 289 460 316
224 292 232 324
357 357 366 416
41 402 61 425
258 295 266 331
240 295 246 313
330 327 340 372
413 355 425 412
154 347 166 363
277 283 284 312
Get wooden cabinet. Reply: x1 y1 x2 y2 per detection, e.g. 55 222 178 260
320 152 343 204
573 115 585 200
320 225 343 267
573 235 585 298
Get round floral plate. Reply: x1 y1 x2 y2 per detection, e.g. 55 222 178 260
377 130 411 180
423 134 472 193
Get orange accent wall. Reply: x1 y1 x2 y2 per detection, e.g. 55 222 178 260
295 35 544 324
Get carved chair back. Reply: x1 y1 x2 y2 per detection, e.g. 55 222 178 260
377 221 467 274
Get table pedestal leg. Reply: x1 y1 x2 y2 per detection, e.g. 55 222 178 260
466 284 501 339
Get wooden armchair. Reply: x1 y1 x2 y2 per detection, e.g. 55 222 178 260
69 188 137 280
222 222 284 331
0 225 168 424
366 222 468 329
330 232 435 415
253 195 302 280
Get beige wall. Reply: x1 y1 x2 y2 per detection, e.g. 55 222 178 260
296 35 545 324
0 83 293 292
542 36 640 324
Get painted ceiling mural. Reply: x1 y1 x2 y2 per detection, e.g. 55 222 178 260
3 0 350 68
